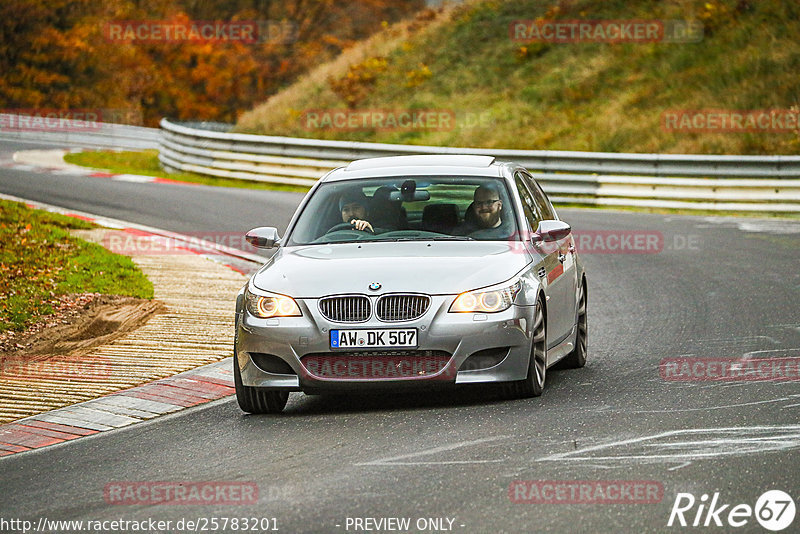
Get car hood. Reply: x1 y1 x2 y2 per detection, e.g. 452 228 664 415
252 241 532 297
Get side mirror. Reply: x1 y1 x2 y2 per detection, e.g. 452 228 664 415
531 220 571 243
245 227 281 249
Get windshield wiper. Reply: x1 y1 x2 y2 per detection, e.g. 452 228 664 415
428 235 475 241
369 237 419 242
311 239 373 245
368 236 476 242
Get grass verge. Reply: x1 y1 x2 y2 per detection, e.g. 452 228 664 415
0 200 154 333
64 150 312 193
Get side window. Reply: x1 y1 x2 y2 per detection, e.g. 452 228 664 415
522 172 557 220
514 174 541 230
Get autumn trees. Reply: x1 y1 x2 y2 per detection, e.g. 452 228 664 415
0 0 423 126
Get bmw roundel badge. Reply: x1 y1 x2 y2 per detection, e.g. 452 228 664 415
369 282 382 291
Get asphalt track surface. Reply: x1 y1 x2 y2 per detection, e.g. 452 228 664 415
1 139 799 533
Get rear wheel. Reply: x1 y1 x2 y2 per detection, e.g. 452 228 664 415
504 296 546 398
560 281 587 369
234 352 289 414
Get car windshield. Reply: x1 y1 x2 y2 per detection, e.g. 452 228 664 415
287 176 520 245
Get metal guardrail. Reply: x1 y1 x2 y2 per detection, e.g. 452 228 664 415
159 119 800 212
9 112 795 212
0 114 159 150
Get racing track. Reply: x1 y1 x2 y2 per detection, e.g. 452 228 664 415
1 139 799 533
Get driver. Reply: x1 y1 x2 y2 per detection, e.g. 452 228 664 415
337 190 374 233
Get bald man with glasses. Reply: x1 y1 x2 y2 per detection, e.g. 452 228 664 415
454 184 504 236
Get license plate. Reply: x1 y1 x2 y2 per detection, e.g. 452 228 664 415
330 328 417 349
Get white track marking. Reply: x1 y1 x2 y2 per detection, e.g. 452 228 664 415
629 397 791 413
356 435 511 466
537 425 800 463
111 174 156 183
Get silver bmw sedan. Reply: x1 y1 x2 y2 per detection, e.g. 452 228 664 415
234 155 587 413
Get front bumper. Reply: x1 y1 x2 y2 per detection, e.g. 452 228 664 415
235 294 537 392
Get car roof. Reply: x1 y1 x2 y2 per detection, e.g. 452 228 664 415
323 155 509 182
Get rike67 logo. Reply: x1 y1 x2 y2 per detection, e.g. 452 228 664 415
668 490 796 531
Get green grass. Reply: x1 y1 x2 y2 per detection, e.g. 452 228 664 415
64 150 311 193
0 200 154 333
236 0 800 155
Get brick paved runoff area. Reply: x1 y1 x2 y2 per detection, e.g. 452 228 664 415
0 228 248 456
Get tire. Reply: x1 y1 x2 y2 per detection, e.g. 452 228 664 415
233 353 289 414
560 280 587 369
503 296 547 399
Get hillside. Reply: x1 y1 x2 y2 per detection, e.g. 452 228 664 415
235 0 800 155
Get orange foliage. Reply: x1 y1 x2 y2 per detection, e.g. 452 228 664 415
0 0 424 125
328 57 389 108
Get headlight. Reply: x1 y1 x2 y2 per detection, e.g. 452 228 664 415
245 288 301 318
449 281 521 313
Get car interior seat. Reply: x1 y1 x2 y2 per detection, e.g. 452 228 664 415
422 203 459 234
370 186 408 230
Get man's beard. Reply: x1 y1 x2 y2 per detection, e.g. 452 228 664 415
477 211 500 227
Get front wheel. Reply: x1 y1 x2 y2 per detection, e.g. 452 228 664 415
503 297 546 399
234 356 289 414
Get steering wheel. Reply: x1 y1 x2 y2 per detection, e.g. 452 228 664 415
326 222 373 234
